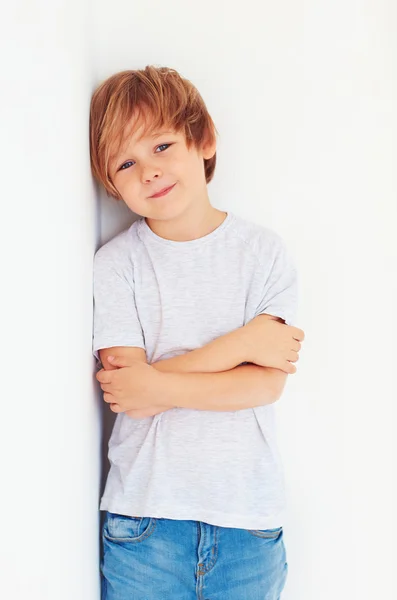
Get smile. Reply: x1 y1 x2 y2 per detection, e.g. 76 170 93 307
149 183 177 199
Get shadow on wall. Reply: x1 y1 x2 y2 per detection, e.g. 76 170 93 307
92 180 119 549
94 382 116 563
94 184 142 550
94 171 146 554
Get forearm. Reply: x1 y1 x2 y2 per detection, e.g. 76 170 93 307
158 363 278 411
151 327 250 374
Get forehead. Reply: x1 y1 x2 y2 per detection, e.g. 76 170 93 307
128 117 174 141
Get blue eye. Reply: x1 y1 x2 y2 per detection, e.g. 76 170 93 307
156 143 170 152
119 143 172 171
120 161 133 170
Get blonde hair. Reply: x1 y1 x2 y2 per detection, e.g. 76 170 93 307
89 65 218 200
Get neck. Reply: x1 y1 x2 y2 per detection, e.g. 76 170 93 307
145 201 227 242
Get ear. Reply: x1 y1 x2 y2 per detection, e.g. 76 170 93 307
201 136 216 160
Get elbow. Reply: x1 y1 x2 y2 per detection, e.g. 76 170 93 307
272 389 283 403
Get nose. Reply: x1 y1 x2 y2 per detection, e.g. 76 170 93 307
140 163 162 184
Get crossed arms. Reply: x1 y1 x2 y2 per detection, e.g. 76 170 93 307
96 314 305 417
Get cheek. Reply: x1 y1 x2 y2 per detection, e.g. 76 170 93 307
175 157 199 181
117 176 140 198
116 181 143 210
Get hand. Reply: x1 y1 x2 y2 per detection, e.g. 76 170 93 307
95 354 171 414
243 316 305 374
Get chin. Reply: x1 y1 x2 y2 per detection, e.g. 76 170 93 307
147 200 189 220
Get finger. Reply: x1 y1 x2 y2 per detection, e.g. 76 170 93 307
95 368 104 381
103 392 116 404
107 356 128 368
286 361 297 374
96 370 112 384
100 383 115 393
292 327 305 342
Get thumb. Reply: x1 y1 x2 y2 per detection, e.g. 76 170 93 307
107 355 126 367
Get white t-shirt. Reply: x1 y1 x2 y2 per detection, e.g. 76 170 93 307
93 210 298 529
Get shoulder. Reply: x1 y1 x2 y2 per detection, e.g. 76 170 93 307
228 212 288 261
94 219 142 268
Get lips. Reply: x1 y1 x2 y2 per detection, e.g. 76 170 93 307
149 183 176 198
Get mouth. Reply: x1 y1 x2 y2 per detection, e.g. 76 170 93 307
149 183 177 199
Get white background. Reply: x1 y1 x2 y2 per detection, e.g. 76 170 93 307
1 1 396 599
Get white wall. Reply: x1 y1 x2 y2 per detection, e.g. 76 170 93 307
92 2 397 599
1 3 101 600
1 1 395 599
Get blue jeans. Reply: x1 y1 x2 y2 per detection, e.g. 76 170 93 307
101 511 288 599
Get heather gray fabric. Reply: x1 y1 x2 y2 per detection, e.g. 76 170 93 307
93 211 298 529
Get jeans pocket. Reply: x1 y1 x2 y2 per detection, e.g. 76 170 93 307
246 525 283 539
103 511 157 543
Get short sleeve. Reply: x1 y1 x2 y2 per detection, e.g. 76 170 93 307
253 234 298 327
92 248 146 366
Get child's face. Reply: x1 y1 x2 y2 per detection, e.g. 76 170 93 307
109 115 216 220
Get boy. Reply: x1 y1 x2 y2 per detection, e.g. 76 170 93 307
90 65 304 599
